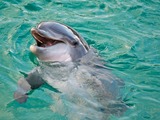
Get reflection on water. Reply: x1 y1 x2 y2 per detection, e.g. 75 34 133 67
0 0 160 120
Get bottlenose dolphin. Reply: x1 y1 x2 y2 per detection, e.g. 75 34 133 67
14 21 126 120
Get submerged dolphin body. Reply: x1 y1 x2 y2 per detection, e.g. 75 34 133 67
14 21 126 120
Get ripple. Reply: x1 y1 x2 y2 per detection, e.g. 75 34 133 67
0 0 160 120
24 2 42 11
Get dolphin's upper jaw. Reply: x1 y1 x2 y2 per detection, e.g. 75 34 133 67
31 28 65 47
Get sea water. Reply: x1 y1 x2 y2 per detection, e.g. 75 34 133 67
0 0 160 120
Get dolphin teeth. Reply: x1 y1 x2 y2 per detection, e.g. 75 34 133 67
37 39 43 43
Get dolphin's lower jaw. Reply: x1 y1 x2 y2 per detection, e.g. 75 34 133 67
30 43 72 62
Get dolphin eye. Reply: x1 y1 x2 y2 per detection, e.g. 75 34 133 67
72 41 78 46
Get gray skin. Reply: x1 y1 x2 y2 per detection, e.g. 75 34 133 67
30 21 89 62
14 21 126 119
14 21 90 103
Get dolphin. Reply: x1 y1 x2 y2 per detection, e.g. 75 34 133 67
14 21 90 102
14 21 126 120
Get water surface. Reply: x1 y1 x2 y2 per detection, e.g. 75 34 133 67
0 0 160 120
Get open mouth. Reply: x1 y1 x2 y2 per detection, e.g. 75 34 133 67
31 28 64 47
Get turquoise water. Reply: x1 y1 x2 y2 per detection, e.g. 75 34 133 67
0 0 160 120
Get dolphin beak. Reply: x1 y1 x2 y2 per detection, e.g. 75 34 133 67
31 28 65 47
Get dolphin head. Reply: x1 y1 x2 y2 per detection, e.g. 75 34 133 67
30 21 89 62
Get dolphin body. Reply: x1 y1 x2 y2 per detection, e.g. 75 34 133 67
14 21 126 120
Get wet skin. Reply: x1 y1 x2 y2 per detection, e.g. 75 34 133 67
14 21 90 103
14 22 127 120
30 21 89 62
